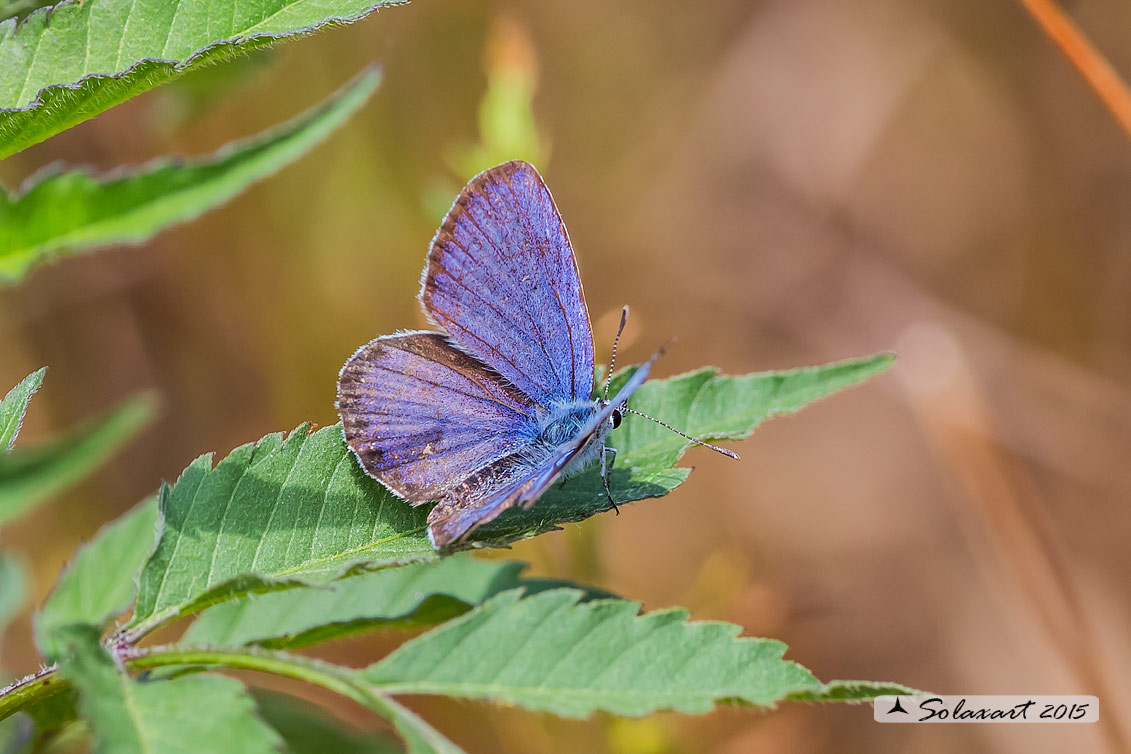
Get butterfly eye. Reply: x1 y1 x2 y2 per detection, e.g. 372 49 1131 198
611 409 622 429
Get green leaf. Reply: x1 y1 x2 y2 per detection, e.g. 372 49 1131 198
0 393 156 526
0 368 44 453
362 590 912 718
183 555 523 648
127 423 435 637
253 691 403 754
787 679 924 702
35 498 159 660
53 624 281 754
471 353 896 546
181 557 510 649
0 0 403 158
609 354 896 469
183 556 606 649
363 589 823 717
127 355 890 638
0 66 379 284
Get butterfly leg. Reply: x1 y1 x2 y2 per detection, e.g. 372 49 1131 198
601 446 619 515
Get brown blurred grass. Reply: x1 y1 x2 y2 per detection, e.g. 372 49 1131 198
2 1 1130 752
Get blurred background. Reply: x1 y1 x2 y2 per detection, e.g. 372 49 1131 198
2 0 1129 752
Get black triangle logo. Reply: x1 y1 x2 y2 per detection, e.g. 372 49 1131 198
888 697 909 715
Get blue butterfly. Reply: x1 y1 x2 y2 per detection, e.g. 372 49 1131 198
338 161 736 548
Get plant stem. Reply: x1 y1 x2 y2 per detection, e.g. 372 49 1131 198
0 666 67 722
0 644 382 723
128 645 372 706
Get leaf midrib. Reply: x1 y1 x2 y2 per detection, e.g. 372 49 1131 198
133 523 432 632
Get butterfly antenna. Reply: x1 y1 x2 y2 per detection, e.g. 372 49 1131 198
603 305 630 401
621 407 741 460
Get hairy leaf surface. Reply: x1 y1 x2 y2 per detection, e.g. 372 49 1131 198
363 589 822 717
0 368 44 453
128 423 436 636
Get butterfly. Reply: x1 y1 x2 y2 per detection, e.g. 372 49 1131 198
337 161 736 548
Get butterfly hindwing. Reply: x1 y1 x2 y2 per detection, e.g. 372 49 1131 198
420 161 595 407
337 332 538 503
426 453 552 547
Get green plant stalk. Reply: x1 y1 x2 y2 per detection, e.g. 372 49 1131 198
0 666 67 722
0 644 387 724
131 646 377 704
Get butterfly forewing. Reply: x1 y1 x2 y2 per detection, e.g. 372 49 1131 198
337 332 538 502
340 161 656 549
420 161 595 407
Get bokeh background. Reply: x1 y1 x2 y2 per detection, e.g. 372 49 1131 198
2 1 1130 752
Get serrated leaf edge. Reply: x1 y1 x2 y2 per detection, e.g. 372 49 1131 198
0 0 404 113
